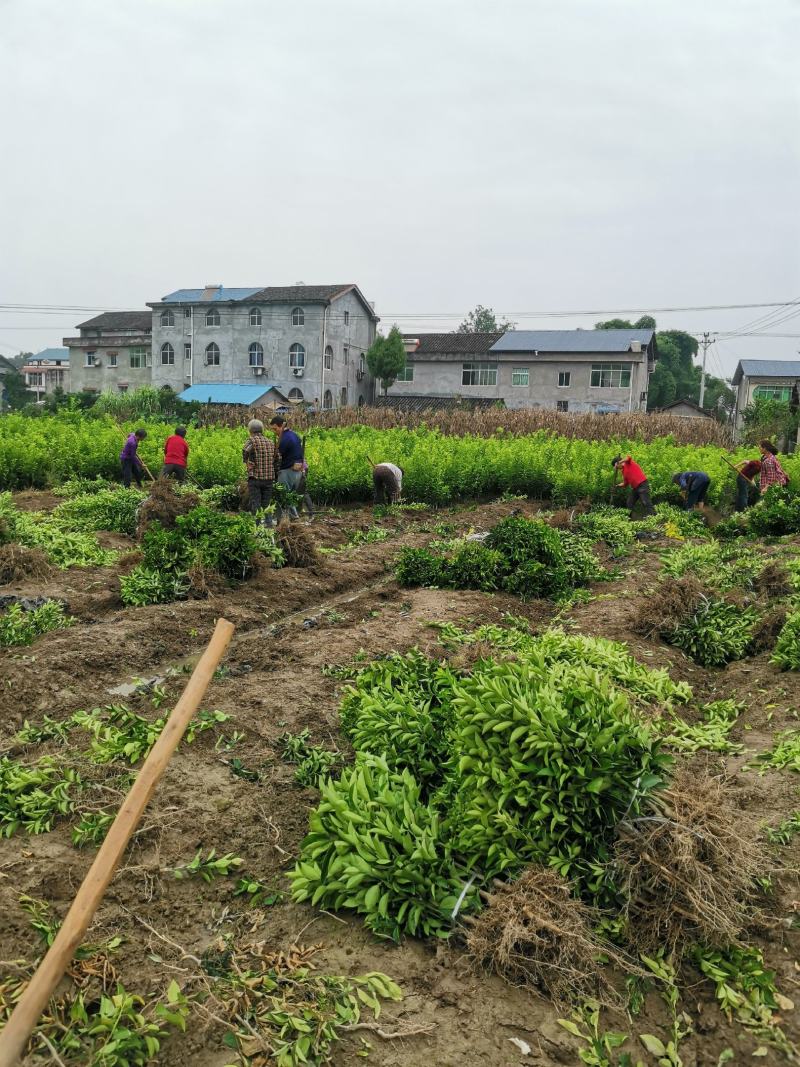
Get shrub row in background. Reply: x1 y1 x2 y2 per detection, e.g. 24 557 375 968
1 412 797 507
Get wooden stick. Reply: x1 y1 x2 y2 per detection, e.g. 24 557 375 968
366 455 377 469
140 461 156 482
721 454 755 486
0 618 235 1067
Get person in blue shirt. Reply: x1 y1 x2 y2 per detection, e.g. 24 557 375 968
672 470 711 512
269 415 305 521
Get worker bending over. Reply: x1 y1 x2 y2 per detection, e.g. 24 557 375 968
672 470 711 511
733 457 761 511
612 455 654 518
373 462 404 505
162 426 189 482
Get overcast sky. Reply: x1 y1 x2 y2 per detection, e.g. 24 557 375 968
2 0 798 379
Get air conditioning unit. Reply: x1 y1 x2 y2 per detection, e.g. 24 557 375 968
252 366 264 376
356 370 364 381
292 367 304 378
93 359 103 368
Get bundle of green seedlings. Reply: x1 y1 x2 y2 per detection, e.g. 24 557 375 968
659 540 768 592
637 502 710 540
0 492 117 568
573 505 637 556
51 487 145 536
634 577 759 667
120 505 259 605
0 599 73 647
770 609 800 669
395 514 606 600
291 629 685 940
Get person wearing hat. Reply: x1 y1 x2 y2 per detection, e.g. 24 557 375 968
612 454 655 517
672 470 711 511
242 418 280 527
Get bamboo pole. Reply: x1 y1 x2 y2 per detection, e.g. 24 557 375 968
0 617 235 1067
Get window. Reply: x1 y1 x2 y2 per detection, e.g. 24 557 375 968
358 394 365 407
118 384 129 393
511 368 529 387
344 310 350 326
291 307 304 326
85 351 96 367
205 342 220 366
160 342 175 365
184 308 192 319
340 386 348 407
160 309 174 328
558 371 571 388
108 353 118 368
359 354 365 375
205 308 220 326
396 364 414 382
462 362 498 386
753 385 791 402
343 346 349 364
323 389 333 410
324 345 333 370
249 307 262 326
288 387 304 402
556 400 569 412
129 346 147 369
590 363 631 389
248 342 264 367
184 343 192 361
289 343 305 368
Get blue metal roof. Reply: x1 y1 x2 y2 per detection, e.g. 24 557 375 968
32 347 69 363
490 329 654 354
178 383 280 405
161 288 262 303
732 359 800 385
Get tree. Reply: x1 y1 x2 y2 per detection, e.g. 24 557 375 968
457 305 515 334
1 370 31 411
594 315 656 331
366 325 407 395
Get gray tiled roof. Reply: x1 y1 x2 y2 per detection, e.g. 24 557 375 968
75 311 152 332
374 394 500 412
491 329 655 353
405 333 504 356
732 359 800 385
248 284 354 304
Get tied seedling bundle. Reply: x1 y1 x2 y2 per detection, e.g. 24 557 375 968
292 630 674 940
395 515 604 600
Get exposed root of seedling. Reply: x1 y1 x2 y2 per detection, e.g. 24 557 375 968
463 867 627 1007
751 606 789 653
277 523 319 568
136 480 199 539
0 543 52 585
614 763 767 957
631 576 705 638
754 561 792 599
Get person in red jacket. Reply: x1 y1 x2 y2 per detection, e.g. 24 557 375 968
162 426 190 482
612 454 655 517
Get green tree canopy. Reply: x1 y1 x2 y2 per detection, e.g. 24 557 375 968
366 326 407 395
1 370 32 411
594 315 656 330
457 305 515 333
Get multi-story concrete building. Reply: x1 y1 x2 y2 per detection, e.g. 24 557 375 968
732 359 800 439
63 312 153 394
148 283 379 409
388 328 656 412
22 348 70 399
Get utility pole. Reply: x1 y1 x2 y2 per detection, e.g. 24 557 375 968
698 331 715 409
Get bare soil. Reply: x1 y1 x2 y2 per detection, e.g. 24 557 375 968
1 493 799 1067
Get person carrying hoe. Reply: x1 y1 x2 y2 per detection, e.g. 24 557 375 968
612 454 655 518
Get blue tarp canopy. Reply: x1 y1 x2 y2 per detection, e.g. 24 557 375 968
177 383 280 405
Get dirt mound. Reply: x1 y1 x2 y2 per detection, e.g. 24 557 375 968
136 481 199 539
277 523 319 568
464 867 627 1006
631 575 706 637
614 762 767 957
0 543 52 586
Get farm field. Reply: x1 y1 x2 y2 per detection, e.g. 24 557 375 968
0 425 799 1067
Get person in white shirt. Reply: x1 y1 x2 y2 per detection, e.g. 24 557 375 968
372 462 404 504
